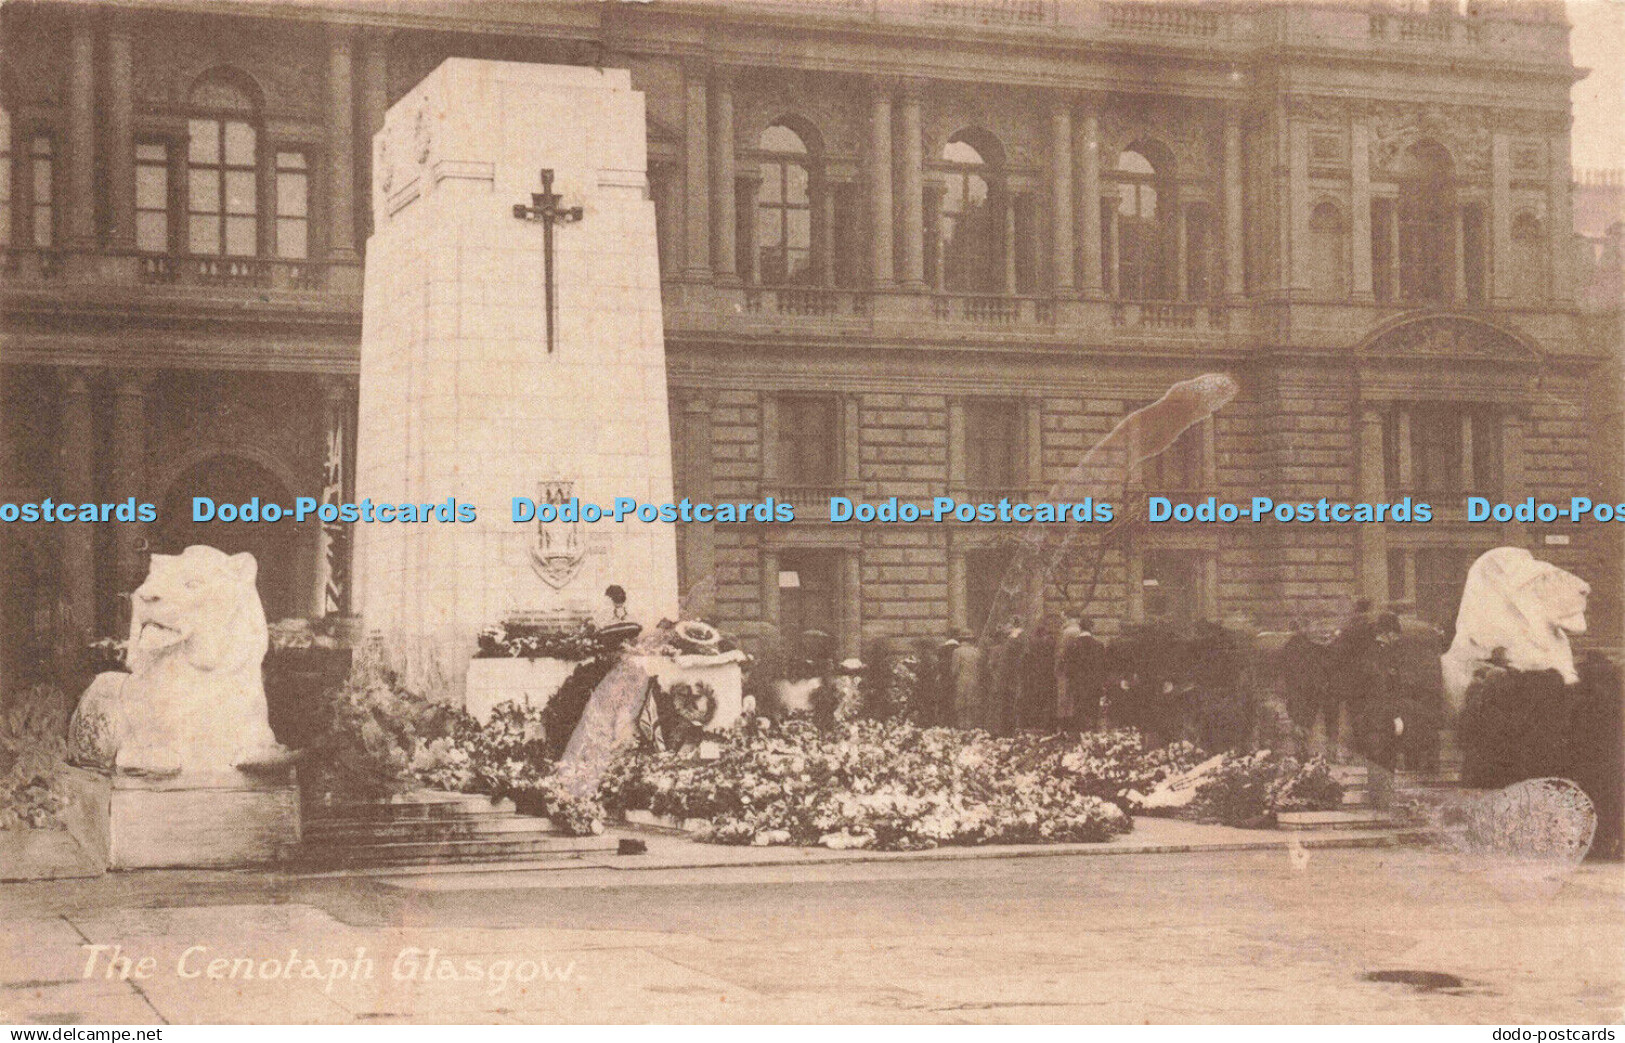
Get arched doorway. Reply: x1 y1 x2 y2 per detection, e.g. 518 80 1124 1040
157 455 305 623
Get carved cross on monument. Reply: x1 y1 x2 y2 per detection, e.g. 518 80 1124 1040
512 168 584 353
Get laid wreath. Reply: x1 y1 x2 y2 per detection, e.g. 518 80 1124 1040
672 620 722 656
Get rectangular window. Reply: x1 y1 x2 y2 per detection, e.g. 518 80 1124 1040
1144 422 1204 492
275 151 308 260
964 545 1017 637
1411 404 1463 497
188 117 257 256
1372 197 1394 302
1142 550 1202 628
1385 404 1501 498
0 108 11 247
964 399 1023 496
30 135 53 248
778 550 840 662
778 395 840 491
1387 550 1409 605
1415 549 1480 632
135 142 170 253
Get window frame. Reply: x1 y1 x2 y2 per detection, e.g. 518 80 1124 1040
28 132 55 250
776 393 843 491
1112 150 1170 301
273 148 310 261
0 107 11 249
134 139 173 255
754 125 815 287
937 138 999 294
186 112 260 258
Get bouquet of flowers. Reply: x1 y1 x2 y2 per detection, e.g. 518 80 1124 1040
597 718 1200 851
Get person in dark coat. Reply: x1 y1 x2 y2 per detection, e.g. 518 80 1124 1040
1060 617 1108 731
1019 615 1059 730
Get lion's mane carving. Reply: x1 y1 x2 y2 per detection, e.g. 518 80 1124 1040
68 546 287 775
1441 547 1590 711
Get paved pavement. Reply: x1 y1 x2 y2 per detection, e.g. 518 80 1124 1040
1 839 1621 1024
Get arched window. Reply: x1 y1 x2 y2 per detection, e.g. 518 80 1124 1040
1396 140 1454 302
939 135 999 293
755 123 814 285
1308 200 1348 298
1510 210 1546 302
187 70 260 257
1114 148 1170 300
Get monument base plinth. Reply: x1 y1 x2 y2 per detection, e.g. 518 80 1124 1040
463 652 746 729
65 766 301 869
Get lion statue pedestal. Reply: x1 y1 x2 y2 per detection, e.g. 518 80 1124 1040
64 546 301 869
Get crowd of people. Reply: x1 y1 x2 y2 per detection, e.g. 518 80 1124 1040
879 599 1453 766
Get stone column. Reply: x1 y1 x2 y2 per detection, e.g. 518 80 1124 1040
709 69 737 283
1003 192 1018 295
360 32 390 241
680 396 716 618
738 173 760 285
841 551 862 659
110 371 149 603
1287 120 1310 293
106 13 136 252
58 371 96 646
1105 209 1120 297
65 10 96 249
817 179 837 287
683 63 711 279
1491 133 1512 302
311 377 349 617
1501 410 1527 545
1078 111 1103 295
1223 105 1245 298
924 183 945 292
1351 121 1373 299
868 86 894 288
1452 205 1468 301
1549 133 1574 303
327 26 359 262
1357 406 1388 603
1175 204 1189 300
1050 101 1075 295
898 81 925 290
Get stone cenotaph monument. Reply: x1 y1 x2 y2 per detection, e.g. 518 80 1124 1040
356 61 679 696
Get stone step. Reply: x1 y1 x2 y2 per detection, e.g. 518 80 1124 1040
303 815 559 843
1277 809 1397 831
297 833 617 868
1398 770 1463 789
305 791 516 823
1341 786 1370 806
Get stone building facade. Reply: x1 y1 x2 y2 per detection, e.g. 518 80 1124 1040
0 0 1612 688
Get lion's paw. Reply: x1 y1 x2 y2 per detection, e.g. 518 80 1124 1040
115 746 183 778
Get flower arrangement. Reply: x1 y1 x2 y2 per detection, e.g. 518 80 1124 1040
474 620 605 661
409 699 610 836
303 652 466 801
1 685 74 830
597 719 1211 851
1185 750 1344 828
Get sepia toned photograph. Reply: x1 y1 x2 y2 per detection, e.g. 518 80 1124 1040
0 0 1621 1028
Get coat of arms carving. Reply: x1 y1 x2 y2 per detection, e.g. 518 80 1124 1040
530 479 586 589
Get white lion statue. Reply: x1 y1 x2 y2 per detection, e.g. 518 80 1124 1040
69 546 289 775
1441 547 1590 712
